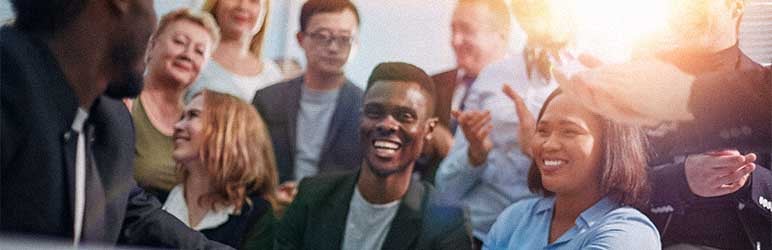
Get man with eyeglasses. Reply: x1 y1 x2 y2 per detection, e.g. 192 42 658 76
252 0 363 210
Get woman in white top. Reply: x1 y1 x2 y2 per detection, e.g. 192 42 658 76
186 0 283 102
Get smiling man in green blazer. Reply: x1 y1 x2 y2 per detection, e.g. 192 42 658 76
275 62 473 250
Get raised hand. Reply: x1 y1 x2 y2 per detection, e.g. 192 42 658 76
452 110 493 167
502 84 535 157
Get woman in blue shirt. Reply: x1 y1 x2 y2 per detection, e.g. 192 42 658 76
484 89 660 249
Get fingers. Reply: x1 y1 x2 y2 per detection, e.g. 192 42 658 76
714 163 755 187
502 85 533 121
744 153 757 163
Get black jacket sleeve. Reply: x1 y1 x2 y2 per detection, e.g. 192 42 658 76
119 186 233 249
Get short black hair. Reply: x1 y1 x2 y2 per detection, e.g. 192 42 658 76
365 62 436 115
11 0 87 32
299 0 360 32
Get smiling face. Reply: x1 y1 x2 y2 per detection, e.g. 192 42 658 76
531 94 604 196
172 95 205 165
360 80 436 177
146 19 213 88
213 0 266 39
297 9 358 77
451 2 507 75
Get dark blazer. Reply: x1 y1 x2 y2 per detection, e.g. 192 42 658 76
0 25 227 249
275 171 473 250
430 69 460 128
645 46 772 250
252 76 363 183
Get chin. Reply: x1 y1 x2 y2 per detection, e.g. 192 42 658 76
365 158 408 178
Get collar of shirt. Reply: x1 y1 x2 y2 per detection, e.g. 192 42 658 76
71 108 89 133
162 185 236 231
534 196 619 245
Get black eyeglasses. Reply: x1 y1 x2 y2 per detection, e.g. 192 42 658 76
304 31 354 48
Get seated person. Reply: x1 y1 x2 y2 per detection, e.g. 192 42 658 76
164 90 278 249
485 89 660 249
275 62 473 250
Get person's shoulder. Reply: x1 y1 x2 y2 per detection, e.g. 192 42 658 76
342 79 364 95
295 171 357 203
431 69 457 79
584 206 660 249
601 205 657 228
255 76 301 96
252 76 301 106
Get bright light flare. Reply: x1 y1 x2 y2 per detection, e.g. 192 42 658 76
561 0 671 62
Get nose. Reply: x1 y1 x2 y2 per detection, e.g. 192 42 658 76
451 31 464 48
541 134 562 151
375 115 399 135
173 118 186 131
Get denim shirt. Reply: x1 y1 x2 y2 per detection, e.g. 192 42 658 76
484 197 661 250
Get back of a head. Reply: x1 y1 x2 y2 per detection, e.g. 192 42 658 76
299 0 360 32
11 0 87 33
196 90 278 209
366 62 436 114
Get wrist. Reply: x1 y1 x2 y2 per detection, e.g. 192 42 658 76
467 146 488 167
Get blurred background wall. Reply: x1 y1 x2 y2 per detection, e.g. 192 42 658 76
1 0 769 88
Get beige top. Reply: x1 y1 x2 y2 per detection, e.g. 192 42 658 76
132 98 178 195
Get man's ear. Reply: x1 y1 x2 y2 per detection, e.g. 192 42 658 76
424 117 439 141
296 31 304 45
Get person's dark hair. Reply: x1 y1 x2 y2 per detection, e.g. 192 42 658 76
457 0 511 37
527 89 650 207
365 62 436 115
299 0 360 32
11 0 87 32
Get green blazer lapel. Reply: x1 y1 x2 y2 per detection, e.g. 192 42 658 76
381 180 427 250
307 173 358 250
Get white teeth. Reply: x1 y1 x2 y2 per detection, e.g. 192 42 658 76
544 160 564 166
374 140 400 150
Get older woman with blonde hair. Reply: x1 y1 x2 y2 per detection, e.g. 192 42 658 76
186 0 283 102
165 90 278 249
132 8 220 200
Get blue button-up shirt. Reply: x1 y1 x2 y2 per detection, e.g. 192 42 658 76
435 53 557 239
484 197 661 250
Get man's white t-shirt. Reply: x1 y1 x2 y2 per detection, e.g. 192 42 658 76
342 186 401 250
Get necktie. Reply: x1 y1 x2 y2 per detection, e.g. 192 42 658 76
450 74 477 134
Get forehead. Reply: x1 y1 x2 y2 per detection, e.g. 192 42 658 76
306 9 358 33
539 95 600 128
160 19 213 42
365 81 429 110
452 3 494 26
187 94 205 110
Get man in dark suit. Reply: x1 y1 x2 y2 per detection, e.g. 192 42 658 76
0 0 227 248
252 0 363 200
275 62 473 250
420 0 512 181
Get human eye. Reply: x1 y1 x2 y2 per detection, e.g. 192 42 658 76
364 105 384 118
396 109 417 123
